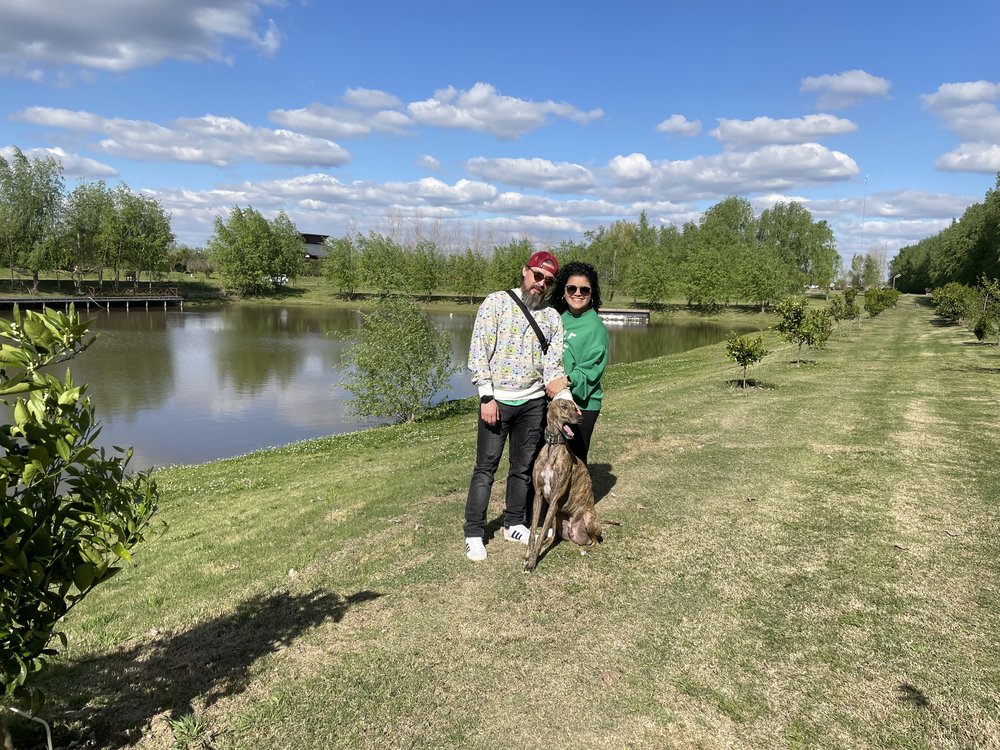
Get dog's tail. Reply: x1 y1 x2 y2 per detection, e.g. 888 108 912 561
586 516 620 543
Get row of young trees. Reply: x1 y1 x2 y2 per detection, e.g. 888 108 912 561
891 175 1000 293
726 287 901 386
0 147 174 292
931 277 1000 344
321 198 841 309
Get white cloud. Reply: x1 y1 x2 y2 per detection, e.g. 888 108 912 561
407 82 603 139
656 114 701 136
711 114 857 149
416 154 441 171
920 81 1000 109
935 143 1000 173
0 1 283 81
607 153 654 185
484 192 622 218
920 81 1000 173
0 145 118 178
12 107 350 167
756 190 975 222
465 157 595 193
607 144 858 199
661 144 859 193
268 103 410 138
800 69 891 109
343 87 403 109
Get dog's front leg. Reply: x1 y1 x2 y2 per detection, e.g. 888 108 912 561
526 498 562 573
525 466 571 572
524 450 550 572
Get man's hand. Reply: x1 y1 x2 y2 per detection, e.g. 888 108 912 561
545 376 570 399
480 399 499 426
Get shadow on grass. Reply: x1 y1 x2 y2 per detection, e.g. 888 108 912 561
21 589 382 749
589 463 617 503
898 683 931 708
928 318 960 327
725 379 778 391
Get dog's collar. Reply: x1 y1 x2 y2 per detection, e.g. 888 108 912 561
544 428 567 445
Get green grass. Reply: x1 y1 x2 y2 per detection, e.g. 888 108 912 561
10 296 1000 749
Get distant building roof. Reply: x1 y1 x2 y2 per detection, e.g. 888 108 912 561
301 233 329 259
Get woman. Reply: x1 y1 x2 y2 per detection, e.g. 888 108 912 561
546 261 609 464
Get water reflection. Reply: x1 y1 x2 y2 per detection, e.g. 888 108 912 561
7 305 758 468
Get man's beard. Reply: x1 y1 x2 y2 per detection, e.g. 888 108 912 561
522 284 545 310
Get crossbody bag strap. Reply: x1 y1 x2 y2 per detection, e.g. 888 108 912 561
505 289 550 354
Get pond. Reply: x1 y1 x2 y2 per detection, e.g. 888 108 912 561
12 304 761 468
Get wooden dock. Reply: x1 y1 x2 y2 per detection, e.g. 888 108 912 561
0 295 184 311
598 308 650 324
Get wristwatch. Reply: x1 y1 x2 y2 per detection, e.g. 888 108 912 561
480 395 494 404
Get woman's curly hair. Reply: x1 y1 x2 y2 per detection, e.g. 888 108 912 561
550 261 602 313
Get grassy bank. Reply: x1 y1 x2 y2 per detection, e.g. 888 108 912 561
11 296 1000 749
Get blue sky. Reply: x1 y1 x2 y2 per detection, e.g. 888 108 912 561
1 1 998 262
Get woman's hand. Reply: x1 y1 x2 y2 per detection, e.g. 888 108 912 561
545 375 570 398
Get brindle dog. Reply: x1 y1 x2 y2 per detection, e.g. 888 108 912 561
524 398 609 572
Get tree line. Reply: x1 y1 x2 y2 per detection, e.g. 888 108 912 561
0 147 175 293
320 197 841 309
891 175 1000 293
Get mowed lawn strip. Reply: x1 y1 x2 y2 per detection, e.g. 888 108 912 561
28 297 1000 750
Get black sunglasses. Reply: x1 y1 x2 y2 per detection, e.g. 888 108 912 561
530 269 555 285
565 284 591 296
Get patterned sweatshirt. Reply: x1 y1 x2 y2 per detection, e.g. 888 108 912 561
468 289 566 402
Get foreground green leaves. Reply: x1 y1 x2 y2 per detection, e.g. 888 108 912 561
0 306 158 718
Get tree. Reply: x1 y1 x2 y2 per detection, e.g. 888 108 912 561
931 282 978 324
861 252 882 290
0 306 158 740
119 191 174 289
0 147 65 291
974 275 1000 345
208 207 305 296
774 296 831 364
451 248 487 304
726 333 769 387
357 232 406 294
739 243 790 312
61 182 113 291
406 239 443 299
322 235 360 298
863 288 901 318
694 196 756 304
340 294 457 423
629 219 676 307
487 239 533 293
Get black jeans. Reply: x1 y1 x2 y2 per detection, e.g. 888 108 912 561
463 398 545 538
567 409 600 465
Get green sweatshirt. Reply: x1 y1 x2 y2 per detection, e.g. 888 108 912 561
561 307 609 411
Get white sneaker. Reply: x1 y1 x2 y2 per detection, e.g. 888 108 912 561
465 537 487 561
503 524 530 545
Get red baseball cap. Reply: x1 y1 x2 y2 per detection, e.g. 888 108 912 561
526 250 558 276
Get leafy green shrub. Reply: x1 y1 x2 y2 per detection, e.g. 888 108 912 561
932 282 978 323
726 333 769 387
0 307 158 725
863 288 901 317
340 294 457 423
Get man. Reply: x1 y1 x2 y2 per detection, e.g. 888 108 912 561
463 250 572 562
